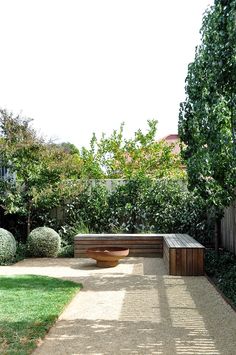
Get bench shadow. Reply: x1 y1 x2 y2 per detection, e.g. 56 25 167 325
71 257 166 276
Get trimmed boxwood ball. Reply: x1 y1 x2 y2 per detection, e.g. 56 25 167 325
27 227 61 257
0 228 17 265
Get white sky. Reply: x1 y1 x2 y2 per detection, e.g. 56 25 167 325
0 0 213 148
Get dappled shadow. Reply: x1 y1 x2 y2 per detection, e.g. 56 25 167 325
34 319 165 354
71 256 167 276
1 257 236 354
61 274 161 292
51 317 223 354
55 264 235 354
34 274 229 355
36 261 235 354
181 277 236 354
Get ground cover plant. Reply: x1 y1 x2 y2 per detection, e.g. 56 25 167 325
205 249 236 307
0 275 81 354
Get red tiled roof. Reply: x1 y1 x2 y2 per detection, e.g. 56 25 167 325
160 134 180 154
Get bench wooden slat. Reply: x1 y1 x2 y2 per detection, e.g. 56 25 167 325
164 234 204 248
181 248 187 275
75 239 163 245
75 233 169 241
74 248 163 252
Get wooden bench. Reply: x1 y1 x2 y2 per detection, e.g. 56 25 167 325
74 234 163 258
163 234 204 276
74 233 205 276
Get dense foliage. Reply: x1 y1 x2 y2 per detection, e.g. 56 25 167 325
61 178 211 244
0 228 16 265
205 249 236 306
179 0 236 249
0 109 83 236
27 227 61 257
0 110 185 240
81 120 184 179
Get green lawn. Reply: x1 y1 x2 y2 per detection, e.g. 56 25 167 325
0 275 81 354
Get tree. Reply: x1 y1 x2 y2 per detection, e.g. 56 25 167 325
0 109 83 236
81 120 185 179
178 0 236 251
59 142 80 155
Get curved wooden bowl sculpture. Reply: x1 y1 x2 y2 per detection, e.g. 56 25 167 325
86 247 129 267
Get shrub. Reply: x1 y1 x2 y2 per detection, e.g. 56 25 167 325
205 249 236 306
106 177 211 242
59 221 91 245
27 227 61 257
64 184 110 233
58 245 74 258
0 228 17 265
58 221 90 257
108 178 147 233
15 242 28 262
137 178 210 241
61 177 212 244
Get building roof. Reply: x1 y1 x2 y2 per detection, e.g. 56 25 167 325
160 134 180 154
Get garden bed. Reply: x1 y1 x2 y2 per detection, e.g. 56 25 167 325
205 249 236 308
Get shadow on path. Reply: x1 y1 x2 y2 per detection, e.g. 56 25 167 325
1 257 235 354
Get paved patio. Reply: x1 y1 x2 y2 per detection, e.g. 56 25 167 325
0 257 235 354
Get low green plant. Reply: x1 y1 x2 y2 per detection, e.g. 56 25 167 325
205 249 236 306
15 242 28 262
58 244 74 258
58 220 91 257
59 220 90 245
27 227 61 257
0 228 17 265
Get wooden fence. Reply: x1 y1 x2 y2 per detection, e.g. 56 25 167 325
221 199 236 255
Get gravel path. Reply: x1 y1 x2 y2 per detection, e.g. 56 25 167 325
0 257 235 355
